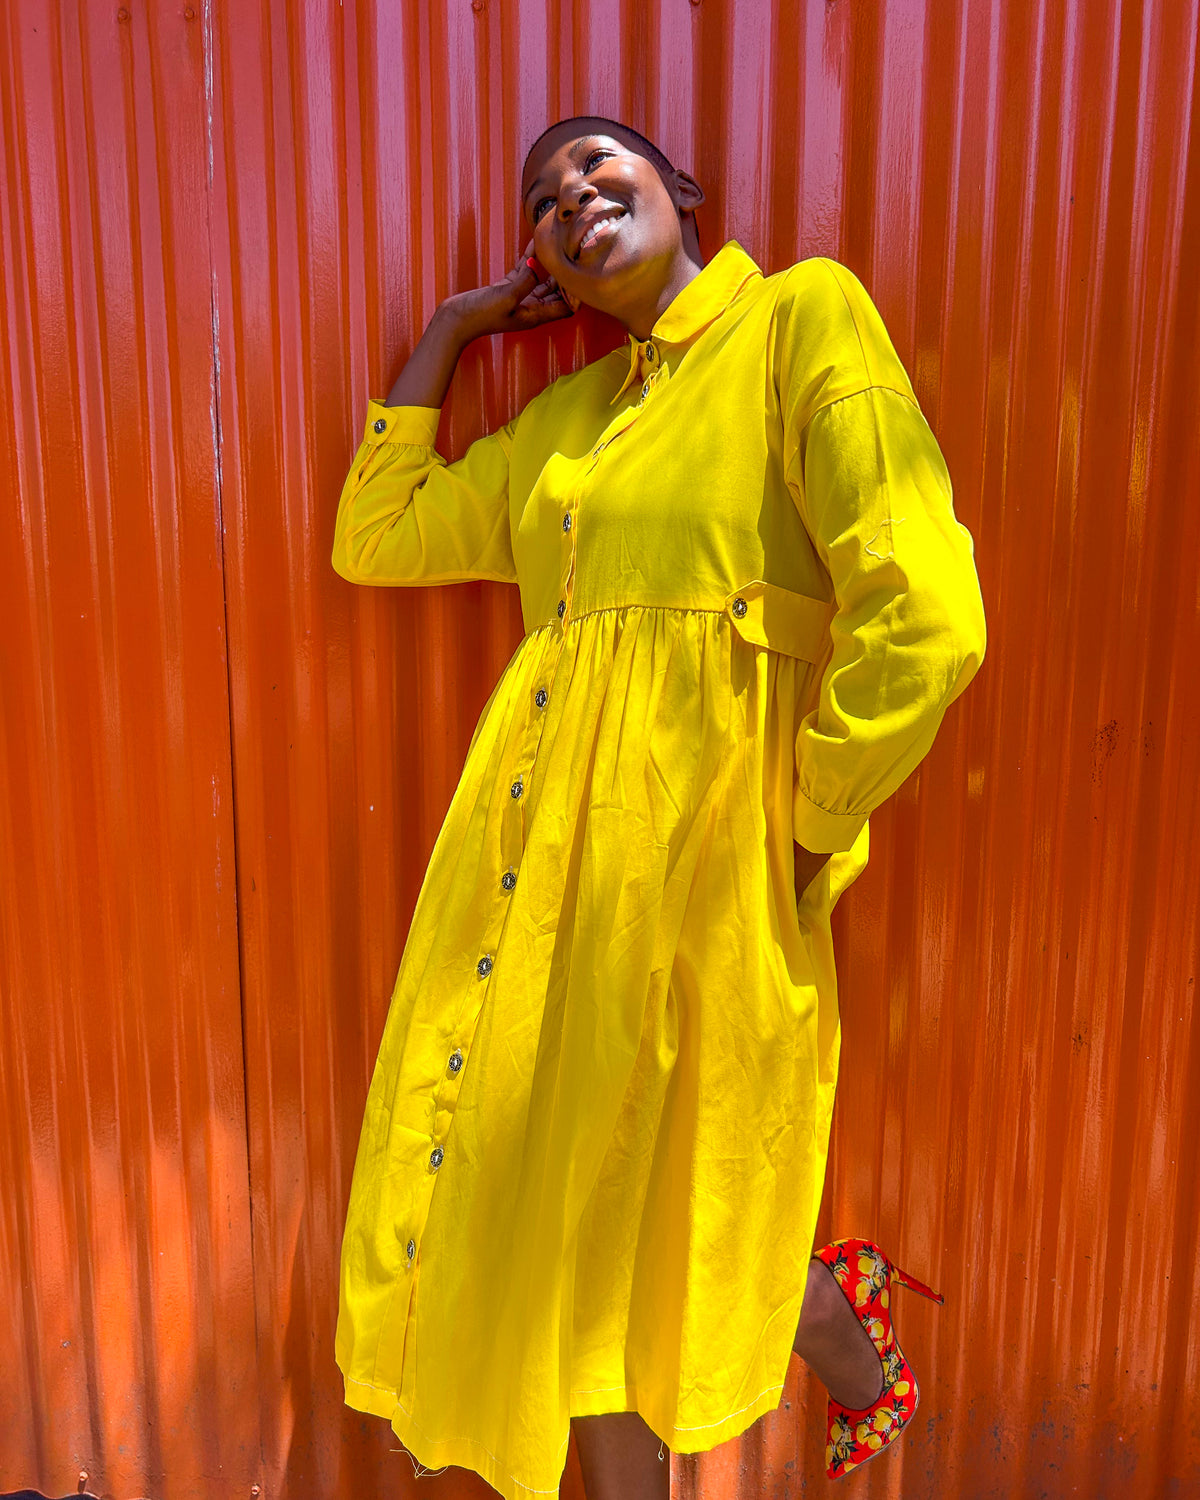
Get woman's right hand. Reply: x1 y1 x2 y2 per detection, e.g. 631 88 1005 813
381 238 576 409
440 236 578 343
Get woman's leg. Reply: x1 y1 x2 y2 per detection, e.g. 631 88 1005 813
571 1410 670 1500
571 1261 879 1498
793 1257 886 1409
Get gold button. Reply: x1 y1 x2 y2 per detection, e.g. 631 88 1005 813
731 596 748 618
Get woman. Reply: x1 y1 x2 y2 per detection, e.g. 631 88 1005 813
331 114 986 1500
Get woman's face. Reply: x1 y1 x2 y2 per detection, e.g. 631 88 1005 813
520 128 703 317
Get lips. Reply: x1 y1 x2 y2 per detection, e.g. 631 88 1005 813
571 207 627 261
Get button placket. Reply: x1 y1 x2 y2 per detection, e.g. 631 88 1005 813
411 633 565 1280
635 347 658 404
405 385 659 1285
458 625 557 1013
553 391 637 661
518 619 572 845
400 382 664 1302
444 647 544 1076
637 364 666 406
568 412 631 626
557 474 589 629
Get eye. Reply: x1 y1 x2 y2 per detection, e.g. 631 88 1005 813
532 148 609 223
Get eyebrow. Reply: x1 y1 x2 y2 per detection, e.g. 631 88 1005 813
523 136 607 208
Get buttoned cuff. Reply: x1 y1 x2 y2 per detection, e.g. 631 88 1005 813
364 399 442 446
792 785 869 854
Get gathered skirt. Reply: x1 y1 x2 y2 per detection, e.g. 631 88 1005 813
335 602 870 1499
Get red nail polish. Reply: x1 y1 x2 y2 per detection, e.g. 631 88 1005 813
526 257 538 271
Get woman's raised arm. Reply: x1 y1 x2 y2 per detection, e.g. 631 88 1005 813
383 237 573 408
332 240 573 587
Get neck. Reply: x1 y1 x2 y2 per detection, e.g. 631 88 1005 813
613 244 704 341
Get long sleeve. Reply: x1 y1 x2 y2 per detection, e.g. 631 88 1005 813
776 263 987 854
331 399 519 586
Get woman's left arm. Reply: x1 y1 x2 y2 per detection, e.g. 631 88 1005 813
787 381 987 855
773 259 988 859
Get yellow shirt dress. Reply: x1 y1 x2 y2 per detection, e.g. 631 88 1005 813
331 239 987 1499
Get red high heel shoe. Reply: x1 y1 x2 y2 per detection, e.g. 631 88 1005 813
812 1237 945 1480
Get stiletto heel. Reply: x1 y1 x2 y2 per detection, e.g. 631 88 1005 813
889 1262 945 1304
812 1236 944 1480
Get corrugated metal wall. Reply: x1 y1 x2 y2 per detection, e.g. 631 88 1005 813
0 0 261 1492
2 0 1197 1496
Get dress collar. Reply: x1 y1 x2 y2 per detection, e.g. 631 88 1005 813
609 238 763 405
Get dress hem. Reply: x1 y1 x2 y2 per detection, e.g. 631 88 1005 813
342 1371 570 1497
340 1357 793 1500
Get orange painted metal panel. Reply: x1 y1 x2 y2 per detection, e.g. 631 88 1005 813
0 2 260 1497
3 0 1198 1497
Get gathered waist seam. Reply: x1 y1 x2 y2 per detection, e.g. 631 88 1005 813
527 602 729 640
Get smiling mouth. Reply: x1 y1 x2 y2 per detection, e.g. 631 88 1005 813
572 209 627 262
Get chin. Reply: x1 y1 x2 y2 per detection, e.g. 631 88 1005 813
568 244 641 305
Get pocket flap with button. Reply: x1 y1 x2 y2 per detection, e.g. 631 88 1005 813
724 579 832 664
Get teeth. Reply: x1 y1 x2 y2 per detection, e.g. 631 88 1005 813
576 211 623 258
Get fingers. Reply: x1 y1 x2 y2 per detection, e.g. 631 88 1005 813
543 283 575 314
538 296 576 322
525 269 563 302
515 281 576 324
511 242 537 284
512 240 577 324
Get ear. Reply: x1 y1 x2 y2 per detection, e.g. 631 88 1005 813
668 169 706 215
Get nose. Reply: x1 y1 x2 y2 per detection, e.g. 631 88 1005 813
557 180 595 224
